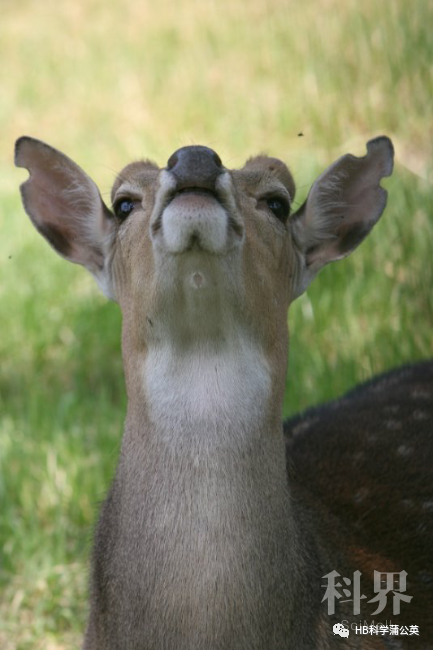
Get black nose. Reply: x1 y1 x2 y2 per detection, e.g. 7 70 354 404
166 145 223 191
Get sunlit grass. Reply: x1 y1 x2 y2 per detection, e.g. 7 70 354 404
1 0 432 646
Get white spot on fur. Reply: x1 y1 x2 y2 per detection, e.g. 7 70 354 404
353 487 369 503
413 409 429 420
386 419 402 430
411 388 431 399
396 445 413 457
383 404 399 414
291 417 319 437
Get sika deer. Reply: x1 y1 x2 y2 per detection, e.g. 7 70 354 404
15 136 432 648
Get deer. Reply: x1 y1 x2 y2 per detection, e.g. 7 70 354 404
15 135 432 649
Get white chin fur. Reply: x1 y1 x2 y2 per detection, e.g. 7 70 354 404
162 196 228 254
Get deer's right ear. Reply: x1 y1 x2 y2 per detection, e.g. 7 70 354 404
15 136 117 299
290 136 394 298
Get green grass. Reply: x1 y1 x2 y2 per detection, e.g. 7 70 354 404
1 0 432 646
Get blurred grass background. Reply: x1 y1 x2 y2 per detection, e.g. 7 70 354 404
1 0 432 647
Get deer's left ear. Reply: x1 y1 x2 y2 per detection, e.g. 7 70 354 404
15 136 117 299
290 136 394 297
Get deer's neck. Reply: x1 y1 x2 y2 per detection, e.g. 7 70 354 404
113 332 302 646
122 333 292 513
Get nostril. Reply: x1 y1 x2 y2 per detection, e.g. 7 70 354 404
212 152 222 168
166 152 178 171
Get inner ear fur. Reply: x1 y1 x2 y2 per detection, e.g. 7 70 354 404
15 136 116 276
290 136 394 295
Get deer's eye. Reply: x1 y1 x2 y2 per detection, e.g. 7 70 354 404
114 199 135 220
266 197 290 222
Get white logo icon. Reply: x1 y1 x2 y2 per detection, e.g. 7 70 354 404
333 623 350 638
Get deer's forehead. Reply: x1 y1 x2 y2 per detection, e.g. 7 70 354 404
236 156 296 200
111 160 159 201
